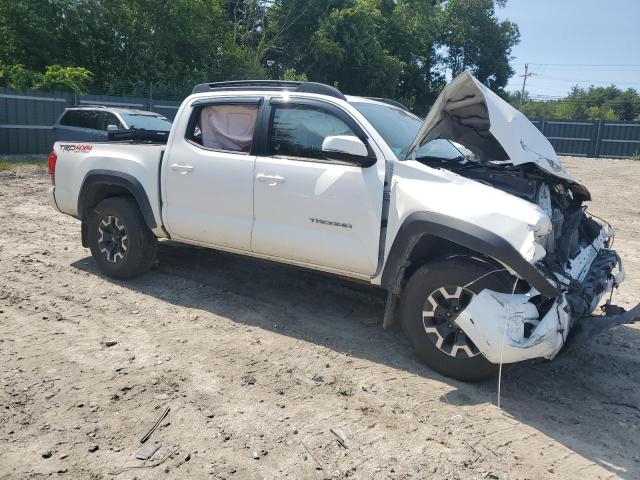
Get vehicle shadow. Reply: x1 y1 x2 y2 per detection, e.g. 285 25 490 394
71 241 640 478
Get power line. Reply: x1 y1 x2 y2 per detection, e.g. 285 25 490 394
535 74 640 85
512 62 640 67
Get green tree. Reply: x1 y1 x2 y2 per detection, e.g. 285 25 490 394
261 0 351 79
440 0 519 92
387 0 444 114
306 0 403 96
34 65 93 94
0 0 525 110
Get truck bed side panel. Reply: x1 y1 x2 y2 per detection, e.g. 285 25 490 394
53 142 165 230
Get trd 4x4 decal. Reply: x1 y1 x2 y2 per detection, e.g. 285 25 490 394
60 144 93 153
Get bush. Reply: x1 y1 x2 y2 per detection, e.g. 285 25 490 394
34 65 93 95
0 64 92 94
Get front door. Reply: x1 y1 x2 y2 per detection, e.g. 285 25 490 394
163 98 261 250
251 99 384 275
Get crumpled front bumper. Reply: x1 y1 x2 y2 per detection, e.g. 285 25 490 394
456 228 629 364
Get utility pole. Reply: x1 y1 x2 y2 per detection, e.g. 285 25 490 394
519 63 535 109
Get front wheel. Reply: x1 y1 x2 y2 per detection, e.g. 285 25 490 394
400 257 513 382
88 197 157 279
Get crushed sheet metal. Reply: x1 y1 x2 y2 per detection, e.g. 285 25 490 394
455 289 571 364
564 303 640 352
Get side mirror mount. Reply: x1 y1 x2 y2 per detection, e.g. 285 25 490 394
106 124 119 132
322 135 376 167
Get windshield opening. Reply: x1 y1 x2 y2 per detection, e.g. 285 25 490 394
121 113 172 131
350 101 422 159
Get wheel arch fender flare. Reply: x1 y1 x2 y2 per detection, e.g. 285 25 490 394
78 170 157 233
381 211 560 298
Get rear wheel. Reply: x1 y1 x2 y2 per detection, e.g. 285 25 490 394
400 257 513 382
88 197 157 279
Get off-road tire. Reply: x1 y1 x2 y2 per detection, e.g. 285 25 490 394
400 257 514 382
88 197 157 279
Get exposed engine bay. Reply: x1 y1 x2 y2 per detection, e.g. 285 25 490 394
446 161 619 316
414 156 626 363
400 70 633 364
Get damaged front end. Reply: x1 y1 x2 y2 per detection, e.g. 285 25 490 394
453 184 626 364
405 71 634 364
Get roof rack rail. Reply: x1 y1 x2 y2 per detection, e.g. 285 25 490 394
69 104 108 109
366 97 410 112
191 80 347 101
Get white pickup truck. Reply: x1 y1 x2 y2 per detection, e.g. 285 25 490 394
48 73 628 381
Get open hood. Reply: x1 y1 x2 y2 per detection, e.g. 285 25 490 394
407 71 579 185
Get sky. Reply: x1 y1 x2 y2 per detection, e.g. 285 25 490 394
496 0 640 98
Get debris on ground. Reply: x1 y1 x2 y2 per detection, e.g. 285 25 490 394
140 406 171 444
135 442 162 461
330 428 348 449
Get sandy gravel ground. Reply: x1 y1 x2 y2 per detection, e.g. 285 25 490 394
0 157 639 480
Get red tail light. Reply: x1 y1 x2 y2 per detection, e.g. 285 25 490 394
48 151 57 185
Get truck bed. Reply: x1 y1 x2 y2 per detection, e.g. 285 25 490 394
51 141 166 232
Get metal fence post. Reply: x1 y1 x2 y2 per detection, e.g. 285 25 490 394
593 120 603 158
541 118 546 135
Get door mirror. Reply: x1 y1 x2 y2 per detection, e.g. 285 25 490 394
106 124 120 132
322 135 375 166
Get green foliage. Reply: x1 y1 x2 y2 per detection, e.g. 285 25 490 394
0 64 92 94
34 65 93 94
307 0 403 96
0 64 41 90
0 0 521 110
281 69 308 81
511 84 640 121
440 0 519 92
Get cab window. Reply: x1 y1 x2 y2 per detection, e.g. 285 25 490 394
186 103 259 153
269 105 355 161
60 110 100 129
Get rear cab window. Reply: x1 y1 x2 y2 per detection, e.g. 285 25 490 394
185 101 259 154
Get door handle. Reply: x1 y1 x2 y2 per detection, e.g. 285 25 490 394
171 163 194 174
256 173 285 186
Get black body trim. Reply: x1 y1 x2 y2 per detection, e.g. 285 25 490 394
78 170 157 230
382 211 561 298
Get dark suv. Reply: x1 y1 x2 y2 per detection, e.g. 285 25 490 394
53 106 172 142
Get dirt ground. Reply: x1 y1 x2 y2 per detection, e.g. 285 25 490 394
0 157 639 480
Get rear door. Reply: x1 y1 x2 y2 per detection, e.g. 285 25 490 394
56 110 104 142
162 97 261 251
251 98 384 275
